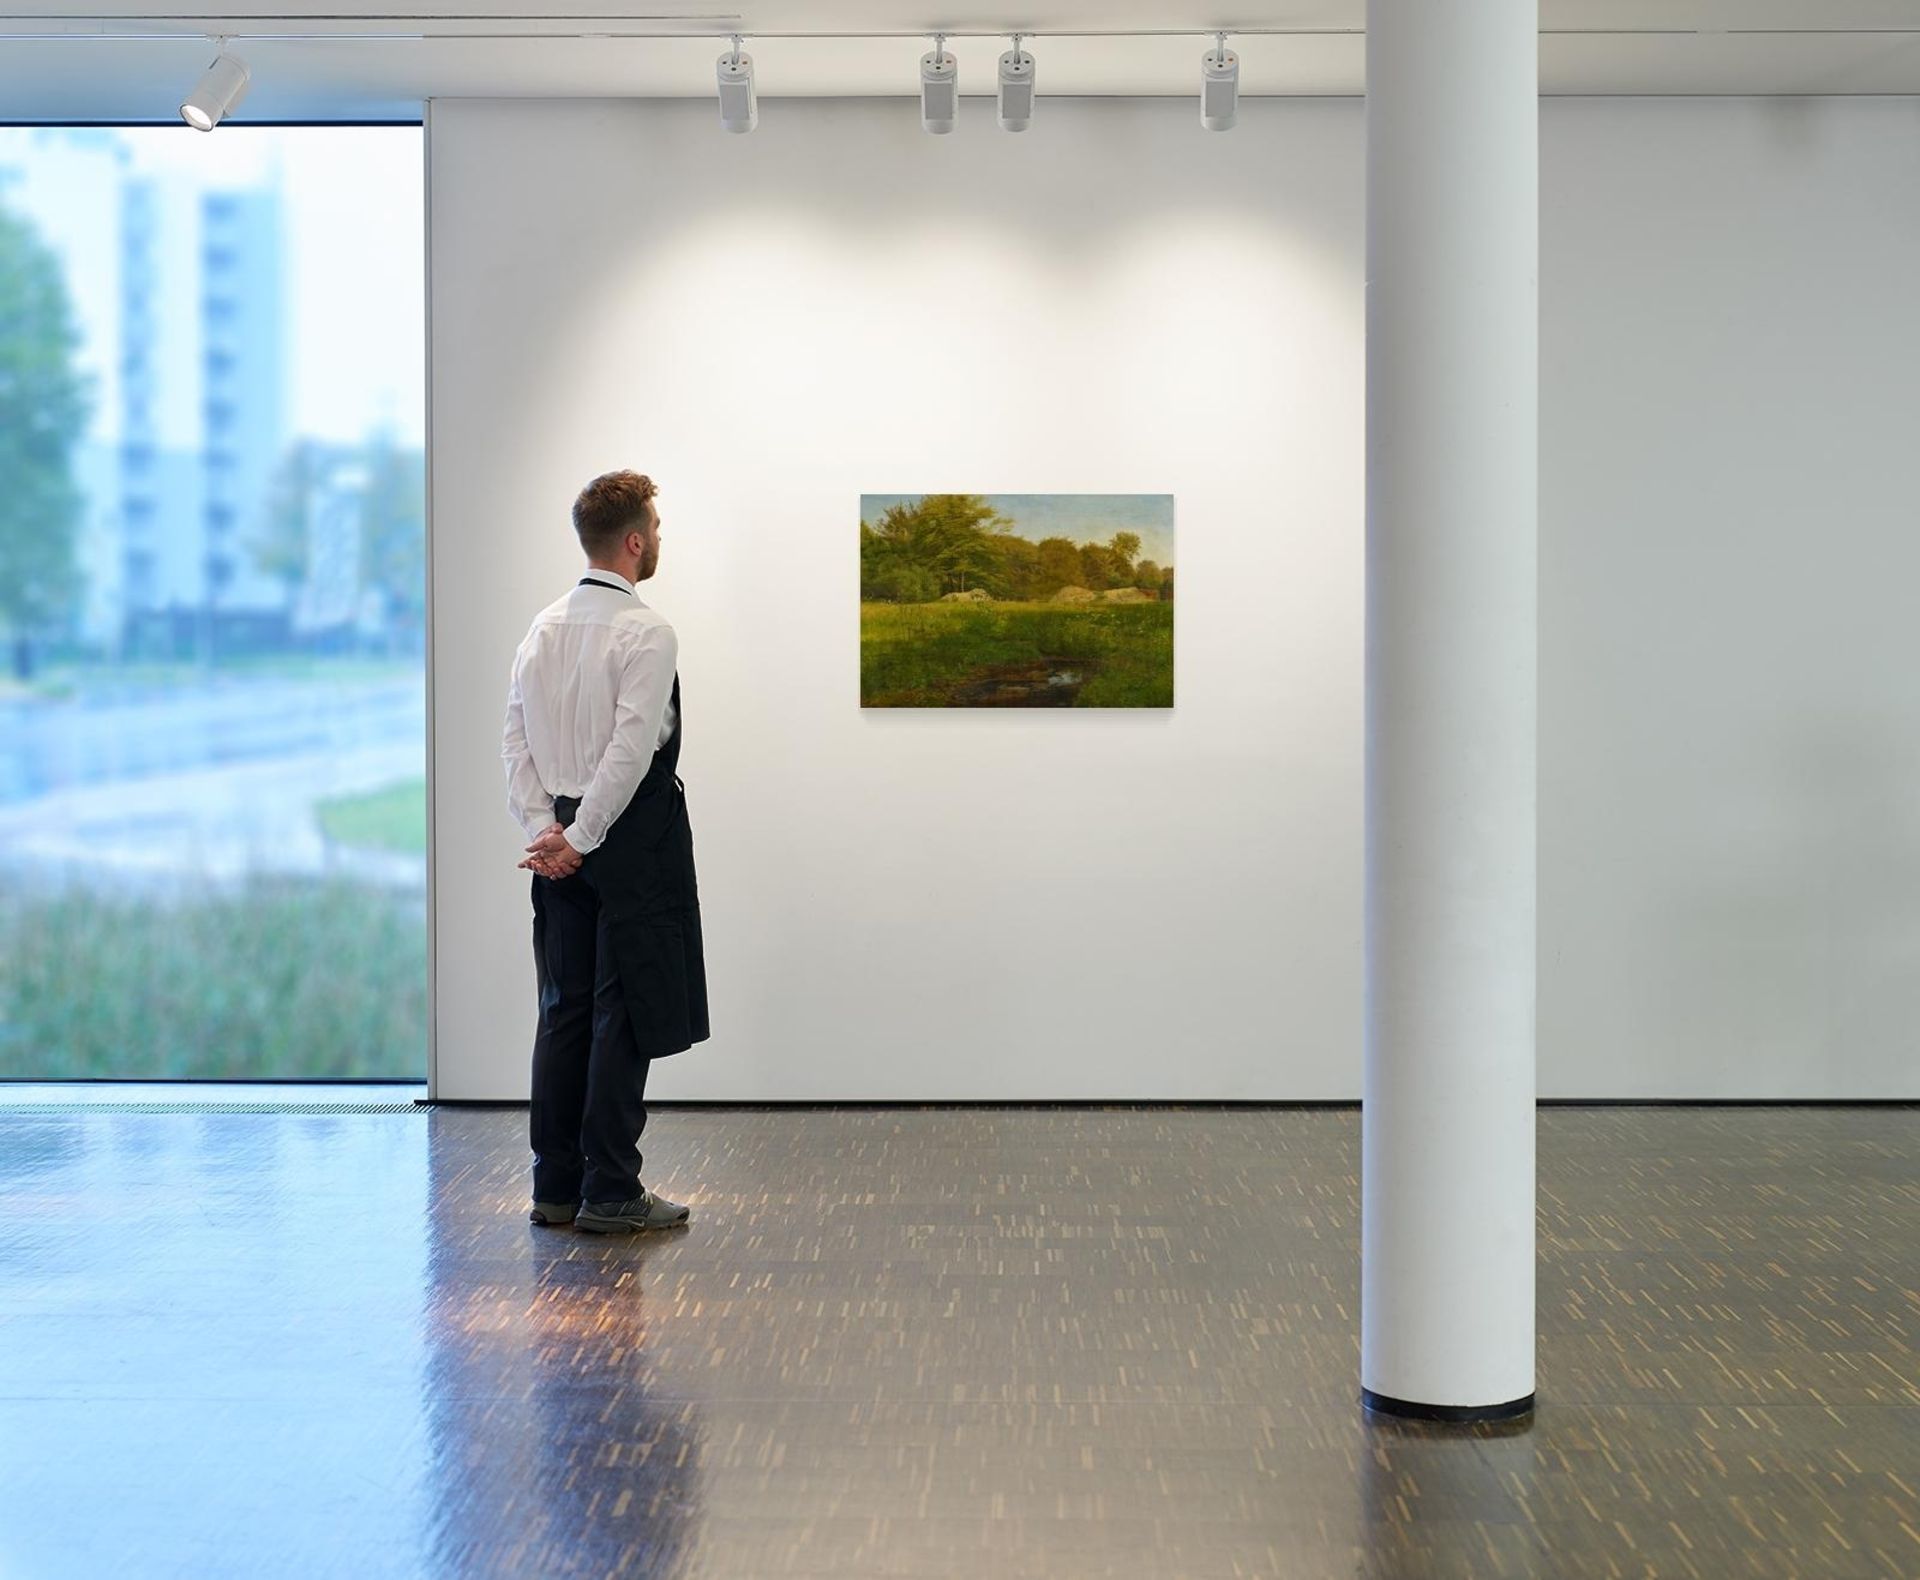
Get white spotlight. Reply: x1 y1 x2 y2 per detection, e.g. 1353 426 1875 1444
920 35 958 135
998 36 1035 132
717 34 757 132
1200 32 1238 132
180 45 250 132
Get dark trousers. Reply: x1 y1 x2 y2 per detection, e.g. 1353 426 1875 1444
529 869 652 1205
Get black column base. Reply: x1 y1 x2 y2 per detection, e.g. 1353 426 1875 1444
1361 1388 1536 1424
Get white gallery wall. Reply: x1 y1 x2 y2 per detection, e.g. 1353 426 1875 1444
429 95 1366 1101
430 93 1920 1101
1542 98 1920 1099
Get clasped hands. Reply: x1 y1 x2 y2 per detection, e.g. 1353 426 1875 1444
520 822 583 880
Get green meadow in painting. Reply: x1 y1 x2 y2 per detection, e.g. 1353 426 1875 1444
859 493 1175 708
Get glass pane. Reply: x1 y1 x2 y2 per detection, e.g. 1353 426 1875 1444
0 126 426 1079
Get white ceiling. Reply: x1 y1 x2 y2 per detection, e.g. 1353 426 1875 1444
2 0 1919 120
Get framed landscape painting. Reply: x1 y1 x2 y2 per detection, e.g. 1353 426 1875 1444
859 494 1174 708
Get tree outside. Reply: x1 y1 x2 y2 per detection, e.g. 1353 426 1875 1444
258 430 426 654
0 199 91 681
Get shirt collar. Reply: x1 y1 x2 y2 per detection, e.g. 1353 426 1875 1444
580 568 636 594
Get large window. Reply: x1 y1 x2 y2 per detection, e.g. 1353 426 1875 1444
0 126 425 1079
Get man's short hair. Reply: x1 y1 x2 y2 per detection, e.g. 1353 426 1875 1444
573 470 659 559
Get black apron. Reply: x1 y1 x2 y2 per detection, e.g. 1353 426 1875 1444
584 670 711 1058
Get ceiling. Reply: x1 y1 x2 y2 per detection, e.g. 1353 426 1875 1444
2 0 1919 121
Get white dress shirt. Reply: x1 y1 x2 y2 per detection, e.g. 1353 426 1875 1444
501 568 679 856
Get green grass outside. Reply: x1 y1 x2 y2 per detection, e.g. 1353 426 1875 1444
860 601 1174 708
0 879 428 1079
317 778 428 855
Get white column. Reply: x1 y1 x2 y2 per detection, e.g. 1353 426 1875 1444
1361 1 1539 1420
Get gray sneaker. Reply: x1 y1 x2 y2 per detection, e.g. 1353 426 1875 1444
529 1201 577 1226
575 1186 691 1233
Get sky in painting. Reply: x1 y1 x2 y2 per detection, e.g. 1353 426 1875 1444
860 494 1175 568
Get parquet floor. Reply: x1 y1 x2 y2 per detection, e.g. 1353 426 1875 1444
0 1102 1913 1578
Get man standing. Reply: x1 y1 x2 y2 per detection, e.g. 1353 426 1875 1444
501 469 709 1233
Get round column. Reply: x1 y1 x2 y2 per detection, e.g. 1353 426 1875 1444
1362 0 1539 1421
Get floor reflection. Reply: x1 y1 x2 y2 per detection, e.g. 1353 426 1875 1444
0 1107 433 1577
2 1100 1913 1578
1358 1412 1542 1576
421 1110 704 1579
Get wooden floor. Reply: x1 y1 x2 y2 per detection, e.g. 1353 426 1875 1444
0 1100 1914 1578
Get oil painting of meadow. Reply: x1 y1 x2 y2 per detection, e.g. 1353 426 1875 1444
860 494 1174 708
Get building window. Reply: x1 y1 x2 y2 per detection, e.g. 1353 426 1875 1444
0 125 426 1080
